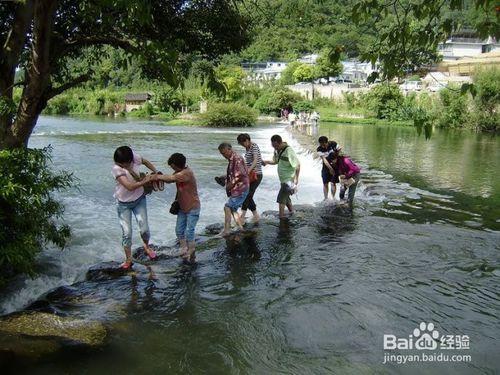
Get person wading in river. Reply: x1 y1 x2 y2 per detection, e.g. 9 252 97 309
237 133 263 224
263 135 300 219
330 150 361 206
317 136 341 200
112 146 158 269
151 153 200 262
217 143 249 236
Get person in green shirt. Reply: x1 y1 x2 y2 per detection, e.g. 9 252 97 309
263 134 300 218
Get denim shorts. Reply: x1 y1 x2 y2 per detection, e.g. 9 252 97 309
176 207 200 242
225 190 249 212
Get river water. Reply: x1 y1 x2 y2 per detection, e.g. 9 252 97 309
1 116 499 374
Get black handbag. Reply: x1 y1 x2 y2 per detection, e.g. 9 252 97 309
169 192 180 215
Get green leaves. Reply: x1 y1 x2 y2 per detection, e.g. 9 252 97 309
351 0 498 80
0 147 75 284
200 102 257 127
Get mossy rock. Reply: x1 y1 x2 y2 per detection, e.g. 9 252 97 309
0 312 107 347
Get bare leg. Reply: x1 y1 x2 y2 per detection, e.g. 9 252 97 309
179 238 188 257
331 183 337 199
279 203 286 218
286 202 294 215
232 211 244 230
251 210 260 223
240 209 247 225
185 240 196 262
219 206 232 236
124 246 132 264
142 241 151 254
323 184 329 200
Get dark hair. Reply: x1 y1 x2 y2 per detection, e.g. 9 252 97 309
218 142 232 151
270 134 282 143
318 136 328 143
237 133 250 143
168 153 186 168
114 146 133 164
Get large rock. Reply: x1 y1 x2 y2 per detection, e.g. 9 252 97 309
0 312 106 347
132 244 177 262
86 261 151 281
0 311 107 365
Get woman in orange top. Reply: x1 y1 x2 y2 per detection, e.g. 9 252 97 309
152 153 200 262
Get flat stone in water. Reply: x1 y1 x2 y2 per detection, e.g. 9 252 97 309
0 312 107 347
86 261 150 281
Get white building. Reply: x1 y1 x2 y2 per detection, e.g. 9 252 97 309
242 61 288 81
338 60 377 83
438 36 499 61
297 54 319 65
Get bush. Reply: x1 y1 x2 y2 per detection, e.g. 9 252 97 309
200 102 257 127
437 86 469 129
294 101 315 112
0 147 74 285
127 102 156 118
364 83 404 120
45 95 71 115
472 67 500 131
253 86 302 116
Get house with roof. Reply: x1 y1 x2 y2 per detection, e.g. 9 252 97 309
438 35 499 61
124 93 152 112
242 61 288 81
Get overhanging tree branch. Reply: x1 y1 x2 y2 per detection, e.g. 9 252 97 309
45 73 90 100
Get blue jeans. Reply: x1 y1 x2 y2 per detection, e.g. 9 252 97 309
225 190 249 212
117 195 150 247
176 207 200 242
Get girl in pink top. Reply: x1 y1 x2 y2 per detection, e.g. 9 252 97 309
112 146 158 269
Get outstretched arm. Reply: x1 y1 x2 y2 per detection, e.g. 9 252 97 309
116 175 151 191
142 158 158 173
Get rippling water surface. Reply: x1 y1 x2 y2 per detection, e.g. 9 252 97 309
1 117 499 374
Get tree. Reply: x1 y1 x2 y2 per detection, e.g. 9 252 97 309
352 0 499 80
280 61 302 85
0 0 250 149
292 64 317 83
315 48 343 79
215 64 247 101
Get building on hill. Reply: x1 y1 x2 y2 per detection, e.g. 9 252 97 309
297 54 319 65
242 61 288 81
438 35 499 61
338 60 377 83
124 93 152 112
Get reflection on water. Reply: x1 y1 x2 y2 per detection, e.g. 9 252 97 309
2 117 499 374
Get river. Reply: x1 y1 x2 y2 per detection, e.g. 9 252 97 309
1 116 499 374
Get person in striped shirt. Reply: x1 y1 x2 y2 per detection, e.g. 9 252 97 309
237 133 263 224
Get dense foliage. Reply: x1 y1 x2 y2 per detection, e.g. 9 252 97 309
200 102 257 127
364 84 404 120
471 67 500 131
253 86 302 115
0 147 73 285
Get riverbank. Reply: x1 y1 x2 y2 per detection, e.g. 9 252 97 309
315 105 413 126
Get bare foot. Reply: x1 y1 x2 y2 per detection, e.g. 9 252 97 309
183 250 196 263
251 213 260 223
216 230 231 238
179 247 188 257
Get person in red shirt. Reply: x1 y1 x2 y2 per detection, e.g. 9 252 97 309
217 143 249 236
151 153 200 262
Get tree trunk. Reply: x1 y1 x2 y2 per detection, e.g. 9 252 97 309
1 0 57 149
